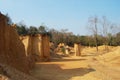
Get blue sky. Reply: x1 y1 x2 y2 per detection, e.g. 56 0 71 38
0 0 120 35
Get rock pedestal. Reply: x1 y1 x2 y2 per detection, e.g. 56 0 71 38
74 43 81 56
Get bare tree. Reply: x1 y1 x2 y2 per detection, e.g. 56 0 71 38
101 16 109 51
101 16 114 51
88 16 99 51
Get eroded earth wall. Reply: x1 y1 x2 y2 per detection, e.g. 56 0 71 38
0 13 29 73
21 34 50 62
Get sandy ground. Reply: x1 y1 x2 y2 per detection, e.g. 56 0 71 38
31 46 120 80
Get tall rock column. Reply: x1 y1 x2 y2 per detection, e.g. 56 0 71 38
74 43 81 56
41 34 50 61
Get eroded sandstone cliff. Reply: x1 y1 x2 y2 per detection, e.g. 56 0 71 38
0 13 29 73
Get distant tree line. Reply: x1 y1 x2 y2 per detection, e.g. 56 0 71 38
5 14 120 47
15 22 120 46
16 23 50 36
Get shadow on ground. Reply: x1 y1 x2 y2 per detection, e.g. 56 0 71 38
81 54 95 57
50 58 86 62
31 63 95 80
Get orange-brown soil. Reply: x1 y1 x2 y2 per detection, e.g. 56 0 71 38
31 46 120 80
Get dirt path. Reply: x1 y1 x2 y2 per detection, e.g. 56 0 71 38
30 47 120 80
30 56 102 80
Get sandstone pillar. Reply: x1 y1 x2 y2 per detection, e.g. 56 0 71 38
41 35 50 61
65 46 69 55
74 43 81 56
